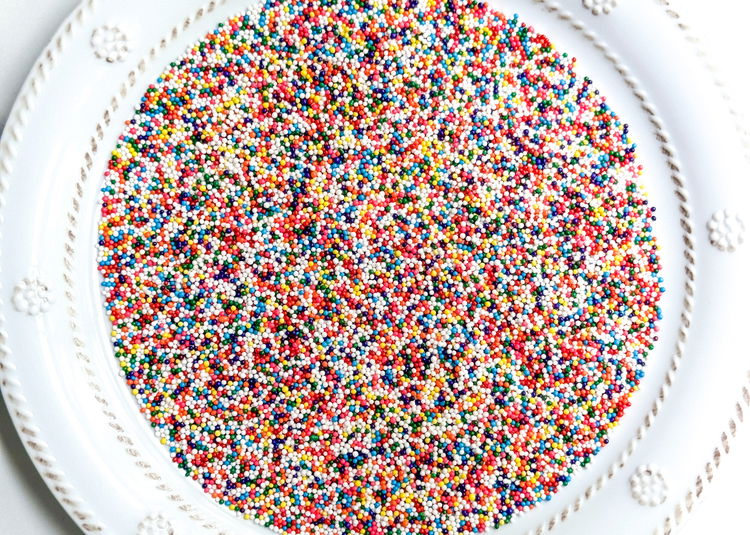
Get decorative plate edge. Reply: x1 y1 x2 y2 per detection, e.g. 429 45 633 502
64 1 235 532
651 0 750 533
0 1 107 532
653 372 750 535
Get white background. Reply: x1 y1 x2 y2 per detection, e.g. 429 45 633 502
0 0 748 533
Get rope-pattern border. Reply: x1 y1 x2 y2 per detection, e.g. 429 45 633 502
0 0 106 532
63 1 236 533
656 0 750 165
652 0 750 532
654 373 750 535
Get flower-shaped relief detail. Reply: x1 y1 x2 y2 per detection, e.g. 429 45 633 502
708 209 745 252
582 0 618 16
630 464 668 507
12 278 52 316
137 513 174 535
91 25 130 63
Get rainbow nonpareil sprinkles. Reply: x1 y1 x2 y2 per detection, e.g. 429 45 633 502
97 0 663 533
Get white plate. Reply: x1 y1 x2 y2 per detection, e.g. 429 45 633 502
0 0 748 534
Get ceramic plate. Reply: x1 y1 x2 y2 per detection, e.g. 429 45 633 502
1 0 749 534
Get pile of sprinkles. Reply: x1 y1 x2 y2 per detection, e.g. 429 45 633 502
97 0 663 533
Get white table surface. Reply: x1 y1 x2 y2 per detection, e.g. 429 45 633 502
1 0 748 533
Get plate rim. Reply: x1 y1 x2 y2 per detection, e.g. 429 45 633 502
0 0 106 532
0 0 747 534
